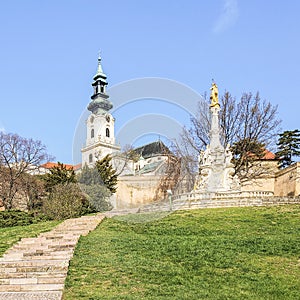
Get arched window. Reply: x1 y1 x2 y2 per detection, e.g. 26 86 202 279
91 129 94 138
89 154 93 163
106 128 110 137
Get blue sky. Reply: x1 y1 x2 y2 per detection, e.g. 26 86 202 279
0 1 299 164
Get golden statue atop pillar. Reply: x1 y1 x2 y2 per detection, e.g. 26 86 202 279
210 82 219 108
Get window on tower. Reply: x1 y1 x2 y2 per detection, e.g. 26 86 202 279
89 154 93 163
101 86 104 93
106 128 110 137
91 129 94 138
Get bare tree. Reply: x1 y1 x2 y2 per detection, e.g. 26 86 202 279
168 140 198 193
111 144 140 176
154 146 182 200
178 91 281 183
18 173 45 211
0 132 52 209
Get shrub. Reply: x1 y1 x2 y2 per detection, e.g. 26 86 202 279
80 184 113 212
0 210 49 228
42 183 87 220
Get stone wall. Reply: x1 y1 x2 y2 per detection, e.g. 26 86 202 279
240 160 278 194
178 196 300 210
241 176 275 193
115 175 161 209
240 161 300 197
140 195 300 212
274 162 300 197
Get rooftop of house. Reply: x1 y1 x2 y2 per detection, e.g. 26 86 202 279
262 150 276 160
245 148 277 161
41 162 82 171
134 140 171 159
138 161 163 175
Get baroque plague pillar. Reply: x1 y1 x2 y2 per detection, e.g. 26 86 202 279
194 83 240 193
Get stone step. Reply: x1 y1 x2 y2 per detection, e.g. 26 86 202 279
9 246 74 253
0 276 65 285
22 251 73 257
0 278 37 285
0 291 62 300
0 267 67 275
5 249 75 259
1 254 73 262
0 283 64 292
0 272 67 279
0 263 68 274
13 242 78 249
40 234 79 240
0 259 67 267
18 237 78 243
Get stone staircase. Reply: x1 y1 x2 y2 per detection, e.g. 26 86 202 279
0 214 106 300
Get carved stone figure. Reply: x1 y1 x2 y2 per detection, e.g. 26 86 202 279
225 144 233 166
202 145 211 165
210 82 219 108
198 150 205 165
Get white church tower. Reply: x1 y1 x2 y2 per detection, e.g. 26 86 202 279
81 55 121 166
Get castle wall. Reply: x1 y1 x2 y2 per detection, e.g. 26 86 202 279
241 176 276 193
214 161 300 198
115 175 161 209
274 162 300 197
141 195 300 213
240 160 278 194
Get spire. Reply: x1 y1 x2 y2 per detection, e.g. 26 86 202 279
88 54 113 114
94 52 106 79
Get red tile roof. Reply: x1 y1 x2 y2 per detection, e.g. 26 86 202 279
41 162 75 170
262 150 276 160
247 149 277 160
73 163 82 171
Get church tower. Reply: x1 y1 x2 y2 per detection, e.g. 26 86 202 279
81 55 121 166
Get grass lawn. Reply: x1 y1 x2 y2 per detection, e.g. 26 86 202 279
0 220 60 256
63 205 300 299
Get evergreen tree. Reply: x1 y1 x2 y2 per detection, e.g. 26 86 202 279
78 162 114 212
78 163 103 185
276 130 300 168
41 162 77 191
95 155 118 193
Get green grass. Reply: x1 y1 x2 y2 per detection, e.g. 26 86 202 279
0 220 60 256
63 205 300 299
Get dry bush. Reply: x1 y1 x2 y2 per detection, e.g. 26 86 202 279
42 183 86 220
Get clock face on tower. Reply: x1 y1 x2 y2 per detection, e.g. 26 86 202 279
106 115 110 123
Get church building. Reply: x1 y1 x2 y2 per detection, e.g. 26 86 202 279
81 56 121 166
